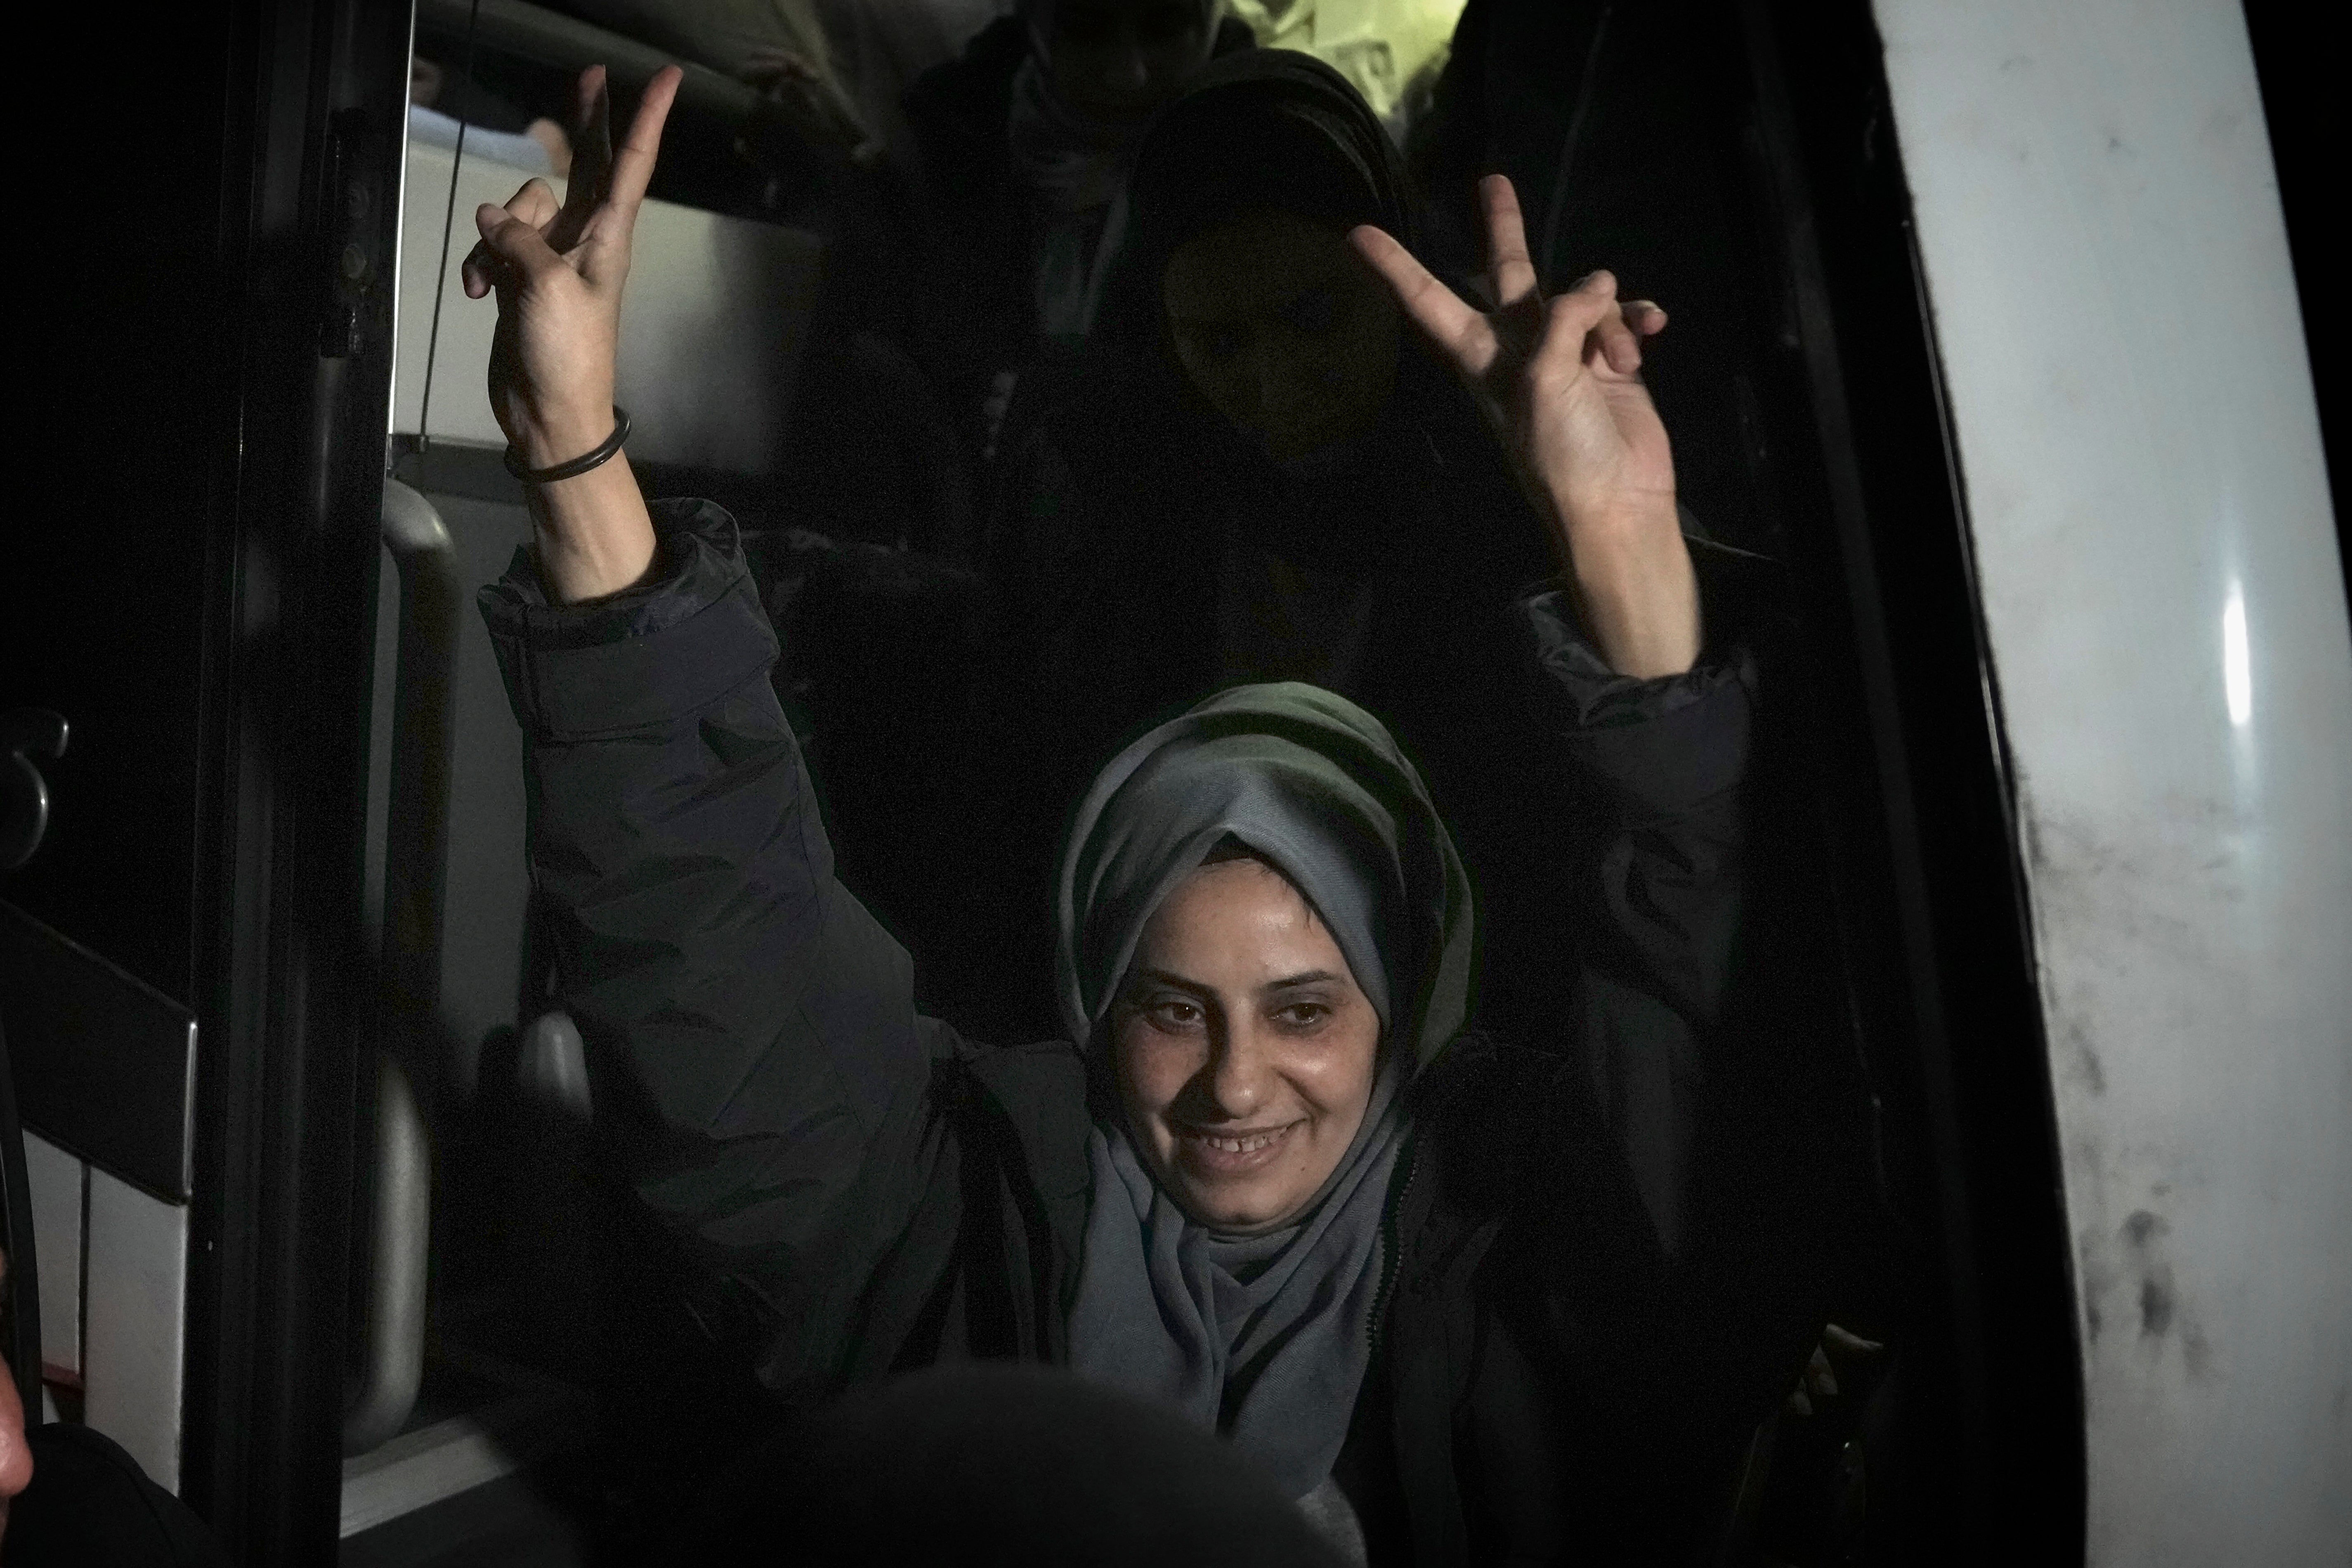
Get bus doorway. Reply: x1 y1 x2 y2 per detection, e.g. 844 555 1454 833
6 0 412 1561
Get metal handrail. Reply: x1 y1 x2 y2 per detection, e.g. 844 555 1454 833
345 478 461 1456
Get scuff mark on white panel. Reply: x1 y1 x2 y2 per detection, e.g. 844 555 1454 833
1873 1 2352 1563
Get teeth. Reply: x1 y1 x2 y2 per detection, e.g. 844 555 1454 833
1194 1127 1287 1154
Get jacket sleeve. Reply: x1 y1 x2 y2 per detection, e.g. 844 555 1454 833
1516 574 1753 1261
479 498 952 1396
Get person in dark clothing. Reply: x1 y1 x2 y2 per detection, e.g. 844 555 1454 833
974 51 1712 1054
0 1253 231 1566
756 2 1253 706
1 1427 234 1568
897 0 1256 455
774 19 1266 1034
463 63 1811 1564
673 1363 1351 1565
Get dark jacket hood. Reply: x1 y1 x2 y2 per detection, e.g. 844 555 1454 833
1089 48 1424 363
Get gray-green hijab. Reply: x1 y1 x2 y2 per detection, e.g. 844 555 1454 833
1057 682 1475 1509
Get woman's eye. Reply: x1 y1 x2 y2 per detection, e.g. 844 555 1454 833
1149 1000 1204 1028
1273 1002 1331 1029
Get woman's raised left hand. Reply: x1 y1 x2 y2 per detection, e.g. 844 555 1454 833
1351 176 1699 678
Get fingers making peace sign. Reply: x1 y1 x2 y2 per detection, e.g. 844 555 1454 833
1350 176 1700 677
463 63 680 473
462 65 681 602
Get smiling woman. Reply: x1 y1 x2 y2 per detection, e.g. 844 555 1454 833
1056 684 1475 1536
469 58 1802 1566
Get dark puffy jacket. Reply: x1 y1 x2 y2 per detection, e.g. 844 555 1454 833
481 500 1811 1563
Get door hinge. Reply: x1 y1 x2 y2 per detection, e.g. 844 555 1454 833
320 108 387 359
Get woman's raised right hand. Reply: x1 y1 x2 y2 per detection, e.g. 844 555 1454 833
461 64 679 601
463 63 678 464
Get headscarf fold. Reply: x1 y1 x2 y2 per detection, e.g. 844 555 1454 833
1059 682 1474 1506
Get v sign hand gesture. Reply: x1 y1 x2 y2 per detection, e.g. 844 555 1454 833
462 65 681 603
1351 176 1700 678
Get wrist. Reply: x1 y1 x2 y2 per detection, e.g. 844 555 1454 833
1540 487 1679 566
526 455 658 604
1546 498 1700 679
513 399 620 470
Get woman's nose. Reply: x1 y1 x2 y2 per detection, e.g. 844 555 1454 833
1205 1024 1272 1118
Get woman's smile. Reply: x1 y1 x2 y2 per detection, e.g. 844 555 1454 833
1174 1116 1304 1175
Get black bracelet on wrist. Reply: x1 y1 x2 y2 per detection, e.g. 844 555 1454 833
505 406 631 484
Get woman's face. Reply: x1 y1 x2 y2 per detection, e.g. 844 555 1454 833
1043 1 1216 124
1112 858 1382 1233
1163 210 1403 462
